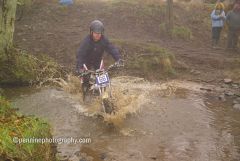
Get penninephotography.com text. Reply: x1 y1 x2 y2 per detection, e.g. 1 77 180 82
12 137 92 144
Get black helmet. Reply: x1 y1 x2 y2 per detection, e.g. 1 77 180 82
90 20 104 34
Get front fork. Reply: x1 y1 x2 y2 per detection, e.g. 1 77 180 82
98 83 112 113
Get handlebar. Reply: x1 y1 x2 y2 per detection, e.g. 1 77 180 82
78 62 124 77
107 62 124 71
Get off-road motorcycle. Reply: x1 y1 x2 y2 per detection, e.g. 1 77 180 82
78 60 123 114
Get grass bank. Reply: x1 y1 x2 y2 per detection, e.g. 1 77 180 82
0 96 56 161
112 39 176 80
0 48 67 86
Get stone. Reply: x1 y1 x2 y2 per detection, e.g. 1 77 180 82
194 71 201 75
235 93 240 97
150 156 157 160
232 84 239 88
221 84 228 88
56 153 69 161
68 155 79 161
225 91 235 96
233 100 239 104
74 151 81 157
200 87 212 92
80 153 87 158
190 69 201 75
233 104 240 110
122 89 129 95
218 94 226 101
86 156 94 161
224 79 232 84
100 153 107 160
80 158 87 161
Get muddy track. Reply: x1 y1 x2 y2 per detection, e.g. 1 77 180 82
14 0 240 83
159 39 240 81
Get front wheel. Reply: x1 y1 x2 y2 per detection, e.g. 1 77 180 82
102 98 114 114
101 89 115 114
82 83 91 102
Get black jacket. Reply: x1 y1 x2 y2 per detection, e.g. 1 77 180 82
76 35 121 70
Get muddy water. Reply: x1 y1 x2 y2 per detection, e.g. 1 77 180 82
4 77 240 161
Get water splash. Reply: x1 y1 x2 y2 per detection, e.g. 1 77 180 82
61 75 151 126
62 75 195 128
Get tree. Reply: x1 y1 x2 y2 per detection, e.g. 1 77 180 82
0 0 17 57
166 0 173 34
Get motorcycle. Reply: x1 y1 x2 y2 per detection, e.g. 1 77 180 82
78 60 123 114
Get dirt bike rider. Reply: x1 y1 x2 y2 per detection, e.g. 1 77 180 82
76 20 123 74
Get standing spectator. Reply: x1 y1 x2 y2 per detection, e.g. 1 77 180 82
211 3 226 48
226 3 240 50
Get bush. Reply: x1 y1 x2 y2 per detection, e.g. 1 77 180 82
171 26 192 40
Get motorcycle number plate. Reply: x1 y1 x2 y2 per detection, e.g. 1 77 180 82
96 73 109 85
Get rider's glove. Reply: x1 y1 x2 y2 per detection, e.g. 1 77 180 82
75 68 85 75
115 59 124 67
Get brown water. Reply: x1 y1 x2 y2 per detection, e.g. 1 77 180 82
4 77 240 161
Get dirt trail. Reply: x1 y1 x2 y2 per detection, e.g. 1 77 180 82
14 0 239 81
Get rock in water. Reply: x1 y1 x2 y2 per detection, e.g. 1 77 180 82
224 78 232 84
218 94 226 101
233 104 240 110
225 91 235 96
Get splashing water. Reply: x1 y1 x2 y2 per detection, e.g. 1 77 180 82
61 75 193 127
7 75 240 160
61 75 145 126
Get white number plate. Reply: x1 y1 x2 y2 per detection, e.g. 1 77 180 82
96 73 109 85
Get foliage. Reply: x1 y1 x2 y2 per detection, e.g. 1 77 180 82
159 23 167 34
0 49 67 85
0 96 55 161
171 26 192 40
112 39 176 80
17 0 33 6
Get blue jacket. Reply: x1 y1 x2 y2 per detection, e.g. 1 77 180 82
76 35 121 70
211 10 226 27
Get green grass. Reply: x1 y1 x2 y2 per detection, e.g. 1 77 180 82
112 39 176 79
136 3 166 18
17 0 33 6
0 48 65 85
0 96 56 161
171 26 192 40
